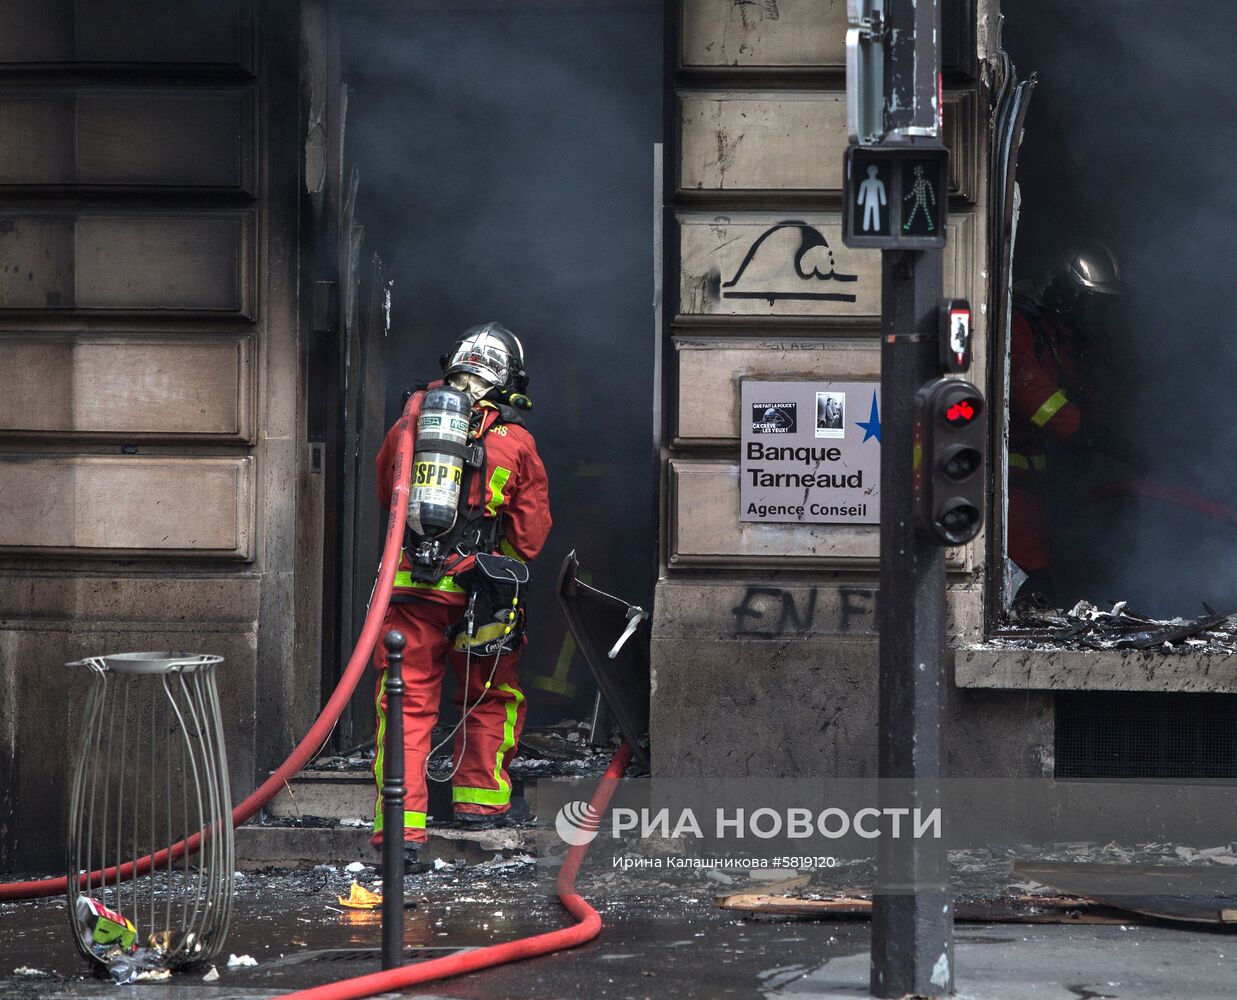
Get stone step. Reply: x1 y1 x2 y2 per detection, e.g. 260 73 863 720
235 822 534 871
266 769 374 823
264 768 541 824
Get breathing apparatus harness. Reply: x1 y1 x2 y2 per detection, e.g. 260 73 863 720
403 381 533 783
404 387 530 586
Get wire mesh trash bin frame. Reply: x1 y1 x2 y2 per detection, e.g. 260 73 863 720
66 652 234 972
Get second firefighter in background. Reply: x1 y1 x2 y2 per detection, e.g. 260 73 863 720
1008 241 1139 598
371 322 551 865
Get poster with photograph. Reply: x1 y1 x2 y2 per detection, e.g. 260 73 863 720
815 392 845 438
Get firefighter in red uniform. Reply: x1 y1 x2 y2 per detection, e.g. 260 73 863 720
371 322 551 867
1009 242 1137 597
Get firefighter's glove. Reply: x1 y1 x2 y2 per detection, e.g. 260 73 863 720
1075 417 1145 472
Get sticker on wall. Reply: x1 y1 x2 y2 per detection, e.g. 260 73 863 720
815 391 845 438
741 380 880 525
750 401 797 435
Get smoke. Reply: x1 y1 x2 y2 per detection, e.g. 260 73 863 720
1006 0 1237 616
340 5 662 719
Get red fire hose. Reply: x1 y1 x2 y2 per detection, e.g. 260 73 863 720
1093 478 1237 528
2 386 631 998
0 393 421 903
277 741 632 1000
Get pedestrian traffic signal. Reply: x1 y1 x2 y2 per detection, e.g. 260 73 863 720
913 378 986 546
842 145 949 250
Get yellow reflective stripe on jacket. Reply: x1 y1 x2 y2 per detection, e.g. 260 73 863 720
393 546 464 593
1008 452 1048 472
452 683 524 807
498 536 525 562
393 570 466 594
1030 389 1070 428
486 466 512 517
372 810 427 834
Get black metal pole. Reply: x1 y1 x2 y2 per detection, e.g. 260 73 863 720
870 249 953 997
381 629 406 971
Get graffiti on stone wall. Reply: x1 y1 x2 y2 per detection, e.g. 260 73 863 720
721 221 859 303
731 585 878 636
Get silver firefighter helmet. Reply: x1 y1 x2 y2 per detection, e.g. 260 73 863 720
441 322 527 392
1059 241 1126 297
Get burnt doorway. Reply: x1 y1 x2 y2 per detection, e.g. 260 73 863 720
998 1 1237 619
339 1 662 725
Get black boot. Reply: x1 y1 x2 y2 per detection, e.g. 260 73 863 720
403 843 431 875
452 795 532 831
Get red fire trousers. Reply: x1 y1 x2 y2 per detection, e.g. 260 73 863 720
370 598 526 846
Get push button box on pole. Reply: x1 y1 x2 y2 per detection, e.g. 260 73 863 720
842 145 949 250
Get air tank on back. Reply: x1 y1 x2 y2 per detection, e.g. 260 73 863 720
408 387 471 537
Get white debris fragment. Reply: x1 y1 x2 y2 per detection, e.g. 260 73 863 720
339 817 369 828
345 861 368 874
433 858 452 870
227 954 259 967
203 966 220 982
134 969 172 983
13 967 48 977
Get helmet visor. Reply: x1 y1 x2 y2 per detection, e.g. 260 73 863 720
446 341 512 387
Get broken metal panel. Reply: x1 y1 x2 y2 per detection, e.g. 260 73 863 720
340 253 389 745
556 552 650 771
985 50 1035 626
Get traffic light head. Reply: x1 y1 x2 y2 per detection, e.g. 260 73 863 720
914 379 987 546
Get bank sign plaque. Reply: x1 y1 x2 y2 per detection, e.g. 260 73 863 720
740 380 881 525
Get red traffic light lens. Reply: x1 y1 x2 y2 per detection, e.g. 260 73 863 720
943 393 983 427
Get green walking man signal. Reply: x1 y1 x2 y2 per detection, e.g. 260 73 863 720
842 145 949 250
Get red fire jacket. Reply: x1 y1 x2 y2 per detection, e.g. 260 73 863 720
1008 308 1085 472
375 388 552 605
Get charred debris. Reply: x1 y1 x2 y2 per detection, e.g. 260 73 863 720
995 597 1237 653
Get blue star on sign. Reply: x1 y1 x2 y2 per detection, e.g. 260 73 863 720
855 392 881 443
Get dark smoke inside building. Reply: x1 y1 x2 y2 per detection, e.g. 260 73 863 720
341 4 662 720
1005 0 1237 618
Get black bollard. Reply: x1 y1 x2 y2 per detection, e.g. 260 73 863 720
380 629 407 971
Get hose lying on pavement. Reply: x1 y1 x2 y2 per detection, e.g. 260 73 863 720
276 741 633 1000
0 394 421 903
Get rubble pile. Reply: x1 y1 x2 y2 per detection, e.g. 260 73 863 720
993 598 1237 653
